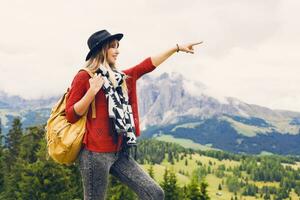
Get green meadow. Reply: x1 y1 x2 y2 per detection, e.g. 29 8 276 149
141 152 300 200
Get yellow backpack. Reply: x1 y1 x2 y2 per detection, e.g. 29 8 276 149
45 68 96 165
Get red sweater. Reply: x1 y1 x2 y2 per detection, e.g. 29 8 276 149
65 57 156 152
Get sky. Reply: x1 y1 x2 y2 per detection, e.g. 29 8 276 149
0 0 300 111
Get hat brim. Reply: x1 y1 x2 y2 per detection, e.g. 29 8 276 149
85 33 123 61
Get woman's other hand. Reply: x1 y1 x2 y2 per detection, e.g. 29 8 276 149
89 74 104 95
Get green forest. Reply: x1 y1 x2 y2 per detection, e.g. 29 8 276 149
1 118 300 200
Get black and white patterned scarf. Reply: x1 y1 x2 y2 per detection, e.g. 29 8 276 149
96 65 137 158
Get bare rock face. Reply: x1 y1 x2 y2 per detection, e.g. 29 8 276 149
137 72 300 133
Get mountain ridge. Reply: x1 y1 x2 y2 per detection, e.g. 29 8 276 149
1 72 300 154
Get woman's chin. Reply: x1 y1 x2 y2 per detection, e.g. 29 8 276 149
109 59 117 65
108 60 116 66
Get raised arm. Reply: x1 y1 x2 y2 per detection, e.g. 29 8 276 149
123 42 203 80
150 42 203 67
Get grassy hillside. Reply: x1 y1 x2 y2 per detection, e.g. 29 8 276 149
1 119 300 200
155 134 216 151
140 152 300 199
142 117 300 155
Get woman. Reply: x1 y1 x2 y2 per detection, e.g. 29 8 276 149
66 29 202 200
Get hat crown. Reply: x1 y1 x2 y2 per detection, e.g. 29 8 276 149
87 30 111 50
85 29 123 61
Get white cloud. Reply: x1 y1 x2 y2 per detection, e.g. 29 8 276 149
0 0 299 112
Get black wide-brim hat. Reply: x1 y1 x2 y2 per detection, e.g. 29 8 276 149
85 29 123 61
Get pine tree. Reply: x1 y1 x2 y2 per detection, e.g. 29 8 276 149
0 119 2 154
207 166 211 174
185 175 210 200
161 168 170 199
19 126 44 163
200 180 210 200
181 185 189 200
168 151 174 165
148 164 155 179
4 117 22 170
0 119 3 147
274 187 289 200
1 125 83 200
168 170 180 199
187 177 202 200
0 119 4 193
263 191 271 200
295 181 300 196
226 175 240 193
160 168 180 200
218 183 222 190
191 166 207 187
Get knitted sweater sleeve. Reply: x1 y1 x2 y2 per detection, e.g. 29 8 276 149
123 57 156 80
65 71 90 123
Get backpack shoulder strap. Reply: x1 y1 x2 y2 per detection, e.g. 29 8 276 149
78 68 96 119
80 68 94 78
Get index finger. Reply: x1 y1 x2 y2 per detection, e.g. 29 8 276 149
192 41 203 46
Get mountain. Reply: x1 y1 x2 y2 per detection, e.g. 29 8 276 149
0 91 58 133
0 91 58 110
1 72 300 154
137 72 300 154
138 72 300 133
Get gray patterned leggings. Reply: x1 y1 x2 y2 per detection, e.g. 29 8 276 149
78 148 165 200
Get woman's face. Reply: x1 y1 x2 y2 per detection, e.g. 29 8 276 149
106 40 119 65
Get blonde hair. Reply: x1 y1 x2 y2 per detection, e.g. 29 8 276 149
84 40 129 97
